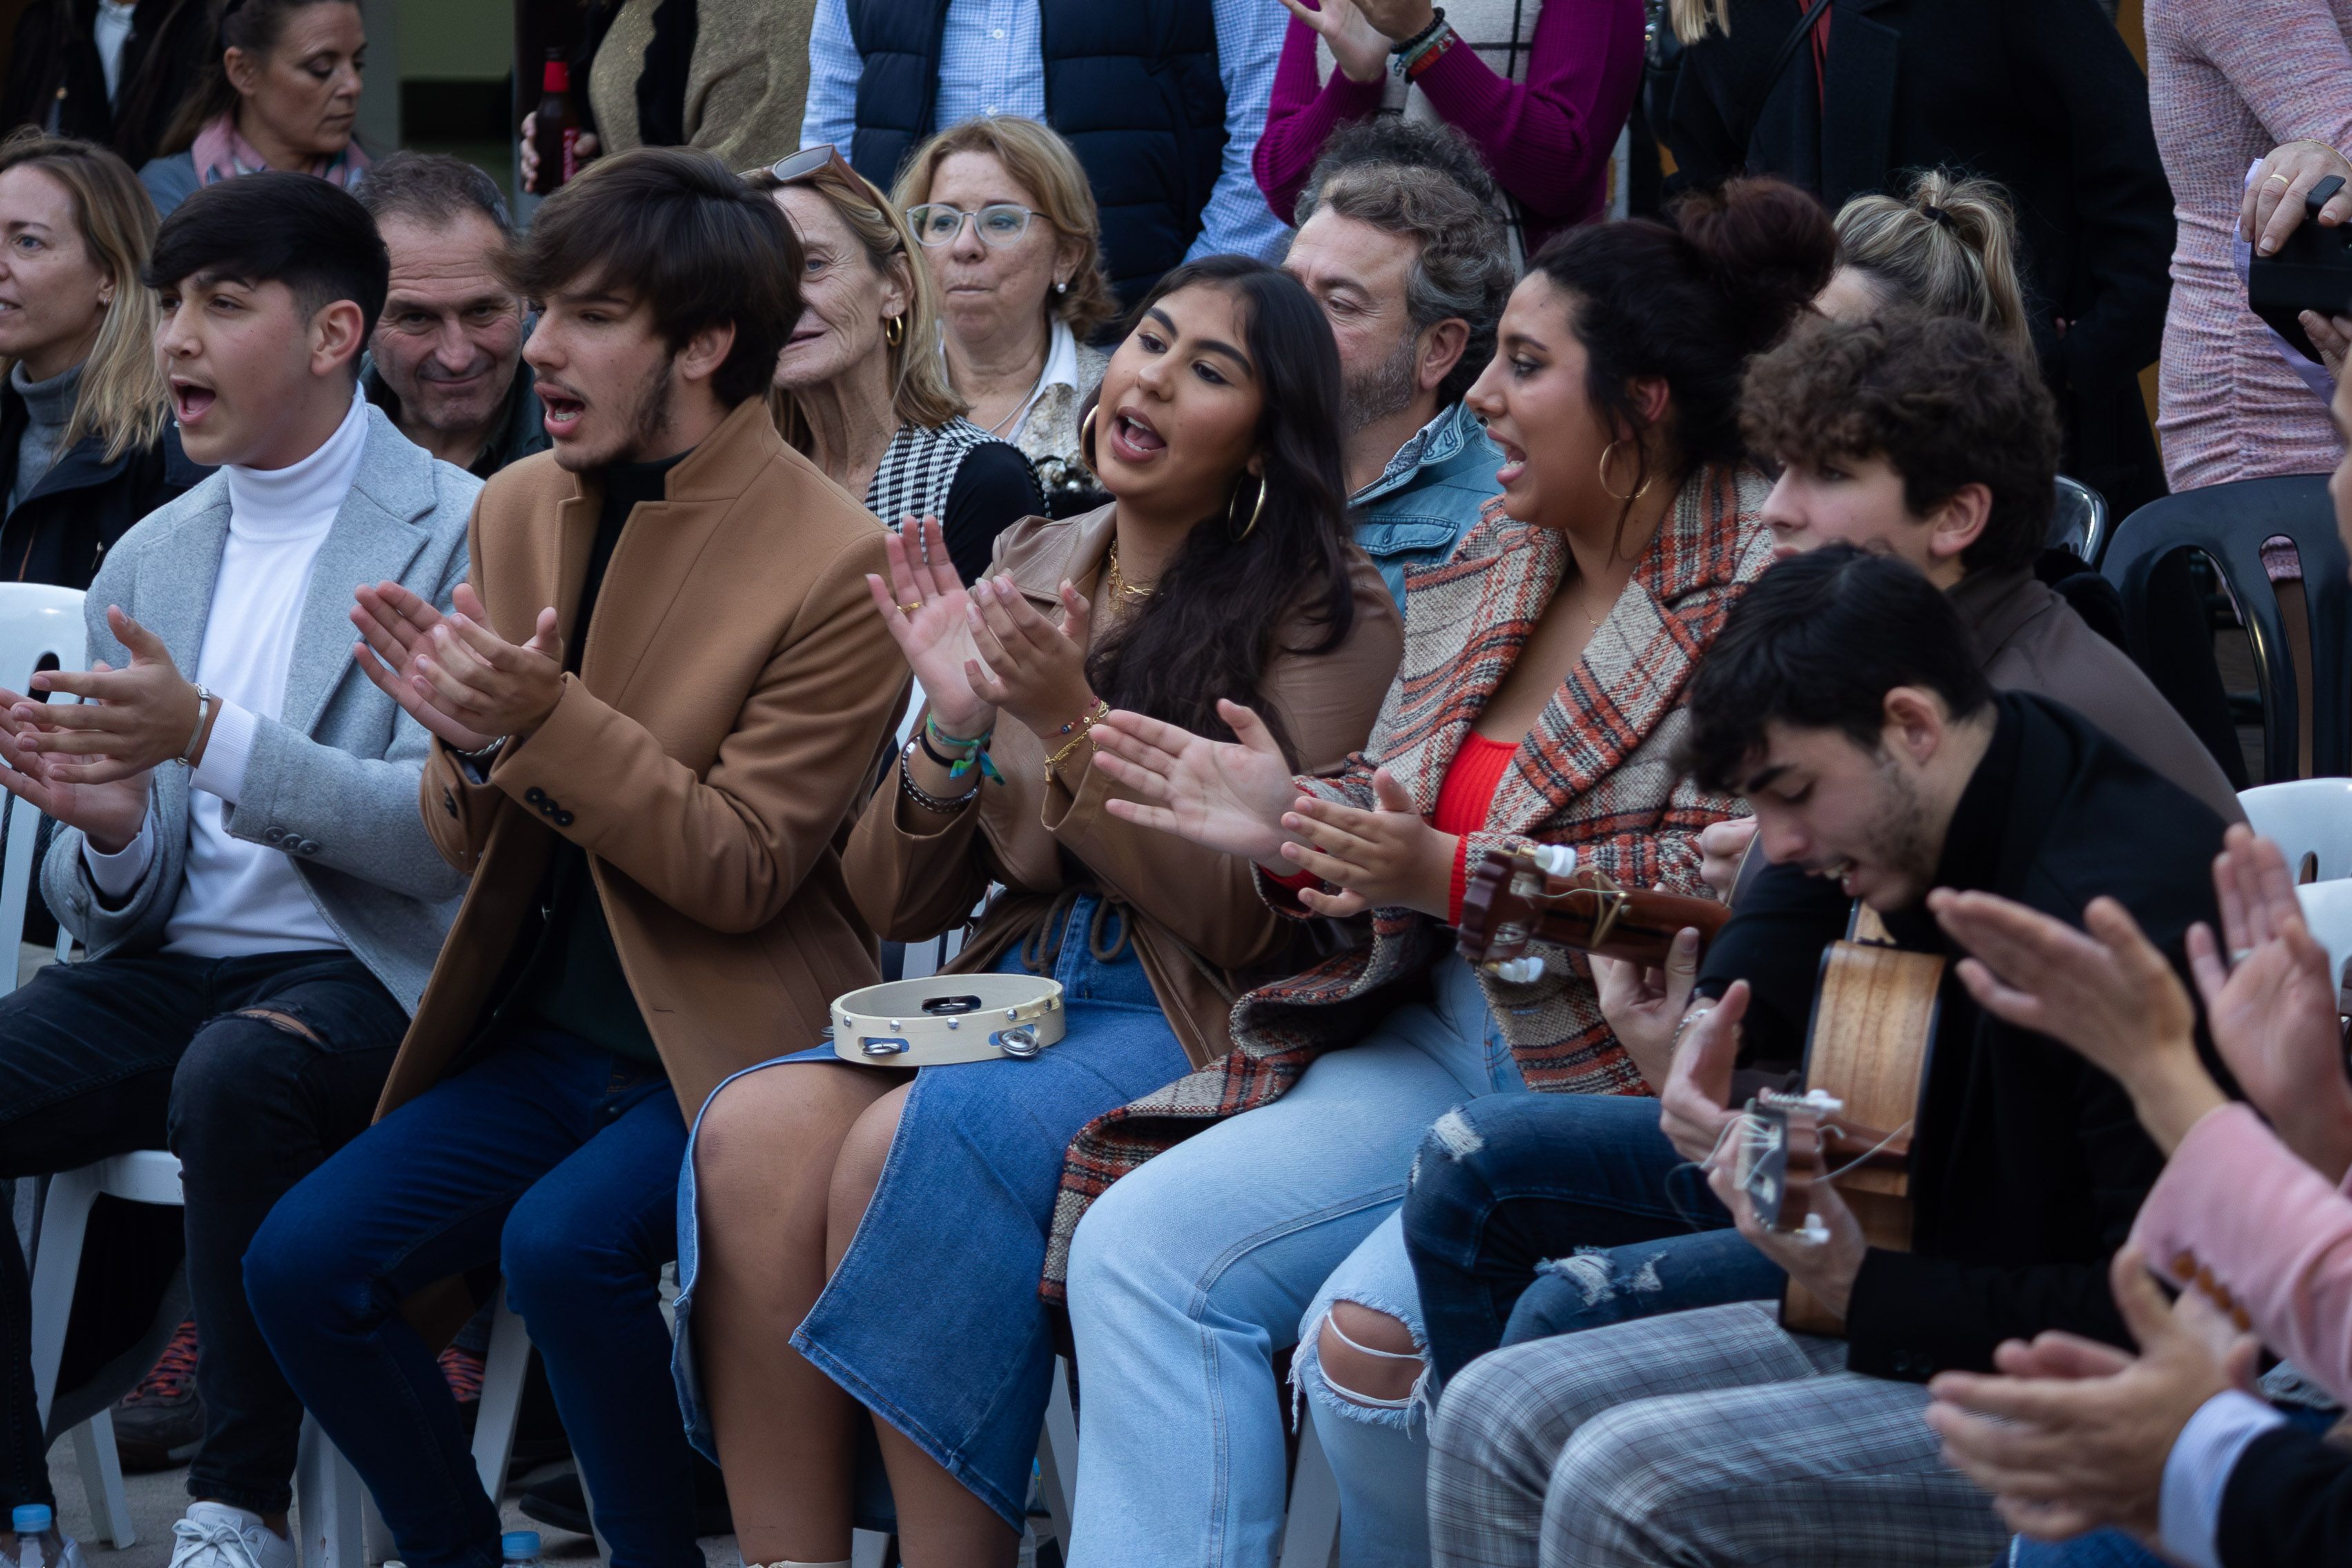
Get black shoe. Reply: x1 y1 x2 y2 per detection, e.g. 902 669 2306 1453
520 1456 732 1538
112 1317 202 1473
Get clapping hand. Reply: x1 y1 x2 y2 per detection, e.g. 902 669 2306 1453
1272 0 1388 82
0 658 153 852
1278 766 1457 918
352 580 563 752
1926 1248 2258 1545
866 516 997 738
2188 825 2352 1180
12 606 204 779
963 571 1098 742
1093 700 1301 868
1697 817 1758 899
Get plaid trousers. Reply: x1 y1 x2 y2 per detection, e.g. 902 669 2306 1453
1425 1300 2010 1567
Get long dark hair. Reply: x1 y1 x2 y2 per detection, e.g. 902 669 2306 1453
1081 256 1355 761
1529 175 1836 511
162 0 355 156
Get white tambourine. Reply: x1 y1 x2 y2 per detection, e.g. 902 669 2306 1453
829 974 1066 1066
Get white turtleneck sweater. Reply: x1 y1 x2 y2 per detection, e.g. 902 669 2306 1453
85 389 369 956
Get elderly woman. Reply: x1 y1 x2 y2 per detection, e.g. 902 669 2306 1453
758 146 1040 582
894 116 1118 518
137 0 366 216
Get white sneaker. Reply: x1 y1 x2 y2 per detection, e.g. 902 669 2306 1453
168 1505 295 1568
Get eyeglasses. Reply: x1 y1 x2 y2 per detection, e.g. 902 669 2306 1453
905 202 1045 248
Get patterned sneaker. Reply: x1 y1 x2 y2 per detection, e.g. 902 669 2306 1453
113 1317 202 1473
440 1343 487 1405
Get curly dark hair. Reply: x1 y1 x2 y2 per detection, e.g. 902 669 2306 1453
1741 313 2059 576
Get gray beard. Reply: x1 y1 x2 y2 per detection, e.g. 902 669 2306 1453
1343 333 1420 437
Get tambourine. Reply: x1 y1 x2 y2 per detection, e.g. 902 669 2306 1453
829 974 1066 1067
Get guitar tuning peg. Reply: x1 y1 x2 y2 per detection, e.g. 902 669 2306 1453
1491 956 1545 983
1531 843 1577 879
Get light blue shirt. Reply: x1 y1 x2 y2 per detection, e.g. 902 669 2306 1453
2159 1389 2286 1568
801 0 1291 264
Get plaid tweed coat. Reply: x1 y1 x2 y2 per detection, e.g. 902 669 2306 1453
1042 462 1774 1292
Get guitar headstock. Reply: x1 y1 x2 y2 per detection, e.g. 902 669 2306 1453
1455 843 1580 980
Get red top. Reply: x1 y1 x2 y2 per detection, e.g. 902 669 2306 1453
1271 732 1516 922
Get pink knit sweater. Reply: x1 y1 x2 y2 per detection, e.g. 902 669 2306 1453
2147 0 2352 488
1252 0 1643 253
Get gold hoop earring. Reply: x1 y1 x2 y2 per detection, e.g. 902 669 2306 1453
884 314 906 348
1228 473 1267 542
1598 438 1652 502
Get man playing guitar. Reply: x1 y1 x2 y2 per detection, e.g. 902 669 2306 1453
1422 545 2228 1568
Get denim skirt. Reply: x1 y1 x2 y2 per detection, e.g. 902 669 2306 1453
672 893 1192 1531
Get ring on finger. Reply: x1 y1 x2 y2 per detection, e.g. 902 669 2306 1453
899 600 923 614
2268 172 2295 186
2231 948 2255 965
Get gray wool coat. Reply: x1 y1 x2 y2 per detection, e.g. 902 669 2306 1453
41 406 478 1012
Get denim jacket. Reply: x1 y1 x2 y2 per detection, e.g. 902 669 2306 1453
1349 399 1501 614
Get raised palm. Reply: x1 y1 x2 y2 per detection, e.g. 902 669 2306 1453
1275 0 1389 84
1092 699 1301 866
868 516 997 736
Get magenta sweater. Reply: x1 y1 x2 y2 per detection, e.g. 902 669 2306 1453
1252 0 1645 252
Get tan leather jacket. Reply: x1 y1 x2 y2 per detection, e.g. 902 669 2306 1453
842 504 1404 1069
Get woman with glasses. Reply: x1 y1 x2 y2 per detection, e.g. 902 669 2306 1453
755 146 1041 582
894 117 1119 518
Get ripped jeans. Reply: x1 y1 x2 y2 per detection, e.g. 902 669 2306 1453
1402 1092 1785 1382
0 948 404 1516
1065 952 1517 1568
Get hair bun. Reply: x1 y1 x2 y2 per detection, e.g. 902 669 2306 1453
1669 175 1838 357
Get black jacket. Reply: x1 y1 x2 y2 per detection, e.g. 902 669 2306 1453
843 0 1226 306
1663 0 2175 516
1696 692 2226 1380
362 357 550 481
0 0 213 173
0 389 208 589
2219 1423 2352 1568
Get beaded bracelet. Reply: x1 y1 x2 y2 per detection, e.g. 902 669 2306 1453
1398 21 1458 81
1044 699 1112 785
1390 8 1451 78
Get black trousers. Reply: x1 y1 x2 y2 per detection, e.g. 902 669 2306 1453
0 948 404 1515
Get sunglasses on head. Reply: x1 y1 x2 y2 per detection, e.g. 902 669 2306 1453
762 144 861 188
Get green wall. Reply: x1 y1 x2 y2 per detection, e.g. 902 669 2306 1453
399 0 512 81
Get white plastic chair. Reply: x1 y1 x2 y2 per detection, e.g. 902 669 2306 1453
2296 879 2352 999
2240 780 2352 883
0 584 84 961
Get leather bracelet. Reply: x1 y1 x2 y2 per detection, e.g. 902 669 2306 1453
175 685 214 767
899 738 979 814
916 725 968 770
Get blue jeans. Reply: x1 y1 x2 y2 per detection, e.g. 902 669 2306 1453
246 1026 694 1568
1402 1092 1783 1382
1063 953 1520 1568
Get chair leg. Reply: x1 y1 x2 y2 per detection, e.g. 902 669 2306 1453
469 1289 531 1503
1277 1405 1340 1568
1034 1357 1079 1553
28 1166 99 1427
69 1411 135 1547
294 1415 367 1568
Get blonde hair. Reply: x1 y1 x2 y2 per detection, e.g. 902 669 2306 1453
0 130 167 462
891 115 1119 341
1669 0 1729 43
752 159 964 440
1833 170 2033 360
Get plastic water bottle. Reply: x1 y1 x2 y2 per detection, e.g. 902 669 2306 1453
12 1506 52 1568
500 1531 541 1568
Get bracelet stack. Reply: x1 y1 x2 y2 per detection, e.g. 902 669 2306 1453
1390 8 1456 80
917 714 1003 785
1045 700 1111 784
899 737 981 814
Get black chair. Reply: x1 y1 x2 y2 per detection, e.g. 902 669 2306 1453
2101 473 2351 783
2049 474 2110 565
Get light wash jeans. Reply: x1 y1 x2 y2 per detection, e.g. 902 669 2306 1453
1063 954 1519 1568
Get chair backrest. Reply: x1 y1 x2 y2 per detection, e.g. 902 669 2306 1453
2101 474 2350 783
0 585 85 990
2050 474 2109 565
2240 779 2352 882
2297 877 2352 995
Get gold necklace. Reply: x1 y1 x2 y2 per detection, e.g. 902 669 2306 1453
1106 538 1155 604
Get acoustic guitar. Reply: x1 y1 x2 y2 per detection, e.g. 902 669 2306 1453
1735 903 1943 1336
1455 844 1734 981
